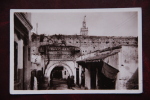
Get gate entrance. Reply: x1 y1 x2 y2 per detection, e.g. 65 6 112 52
48 64 74 90
51 66 63 79
45 62 74 82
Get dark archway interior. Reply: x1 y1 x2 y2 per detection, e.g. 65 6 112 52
50 66 64 79
49 66 71 90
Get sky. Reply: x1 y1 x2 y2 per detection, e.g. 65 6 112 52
30 10 138 36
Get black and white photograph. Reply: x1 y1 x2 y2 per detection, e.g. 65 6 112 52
10 8 142 94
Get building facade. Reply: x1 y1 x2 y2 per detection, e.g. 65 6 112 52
14 12 32 90
77 45 138 89
30 33 138 90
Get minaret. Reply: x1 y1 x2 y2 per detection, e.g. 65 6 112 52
80 16 88 36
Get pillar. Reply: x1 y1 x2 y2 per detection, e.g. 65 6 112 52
79 65 82 85
85 66 91 89
116 52 122 90
96 68 98 89
17 39 23 89
23 45 32 90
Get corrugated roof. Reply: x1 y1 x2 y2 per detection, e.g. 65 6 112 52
77 46 121 63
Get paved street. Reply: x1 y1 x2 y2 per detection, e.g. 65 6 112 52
47 79 84 90
48 79 71 90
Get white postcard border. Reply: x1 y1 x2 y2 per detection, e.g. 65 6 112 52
10 8 142 94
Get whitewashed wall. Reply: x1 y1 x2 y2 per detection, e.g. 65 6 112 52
117 46 138 90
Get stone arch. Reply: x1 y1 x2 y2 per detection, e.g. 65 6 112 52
45 62 73 81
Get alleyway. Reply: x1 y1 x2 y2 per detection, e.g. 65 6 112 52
48 79 71 90
47 78 84 90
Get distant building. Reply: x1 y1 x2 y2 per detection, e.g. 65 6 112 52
80 16 88 36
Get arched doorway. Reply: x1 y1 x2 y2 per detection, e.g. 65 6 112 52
50 66 70 80
45 62 74 82
45 62 74 89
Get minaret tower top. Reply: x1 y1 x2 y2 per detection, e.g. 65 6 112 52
83 16 86 28
80 16 88 36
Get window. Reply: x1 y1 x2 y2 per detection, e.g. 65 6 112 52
28 47 30 61
64 71 66 75
14 42 18 82
106 41 109 44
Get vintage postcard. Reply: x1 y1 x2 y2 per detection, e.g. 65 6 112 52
10 8 142 94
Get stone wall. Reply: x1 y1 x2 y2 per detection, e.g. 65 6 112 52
31 34 137 56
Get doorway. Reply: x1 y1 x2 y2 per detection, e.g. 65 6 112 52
91 67 96 89
98 61 119 89
49 66 71 90
51 66 63 79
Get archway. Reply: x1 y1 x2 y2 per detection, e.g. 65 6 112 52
45 62 74 82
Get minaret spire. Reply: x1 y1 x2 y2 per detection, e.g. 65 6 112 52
84 15 86 22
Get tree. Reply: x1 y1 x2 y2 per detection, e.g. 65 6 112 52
44 47 50 75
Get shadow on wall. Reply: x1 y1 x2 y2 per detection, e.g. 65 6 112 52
126 68 138 89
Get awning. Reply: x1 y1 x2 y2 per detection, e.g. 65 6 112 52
101 62 119 79
77 45 121 64
77 52 118 64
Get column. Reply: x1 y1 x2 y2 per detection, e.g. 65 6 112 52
96 68 98 89
85 66 90 89
79 65 82 85
17 39 23 89
116 52 121 90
